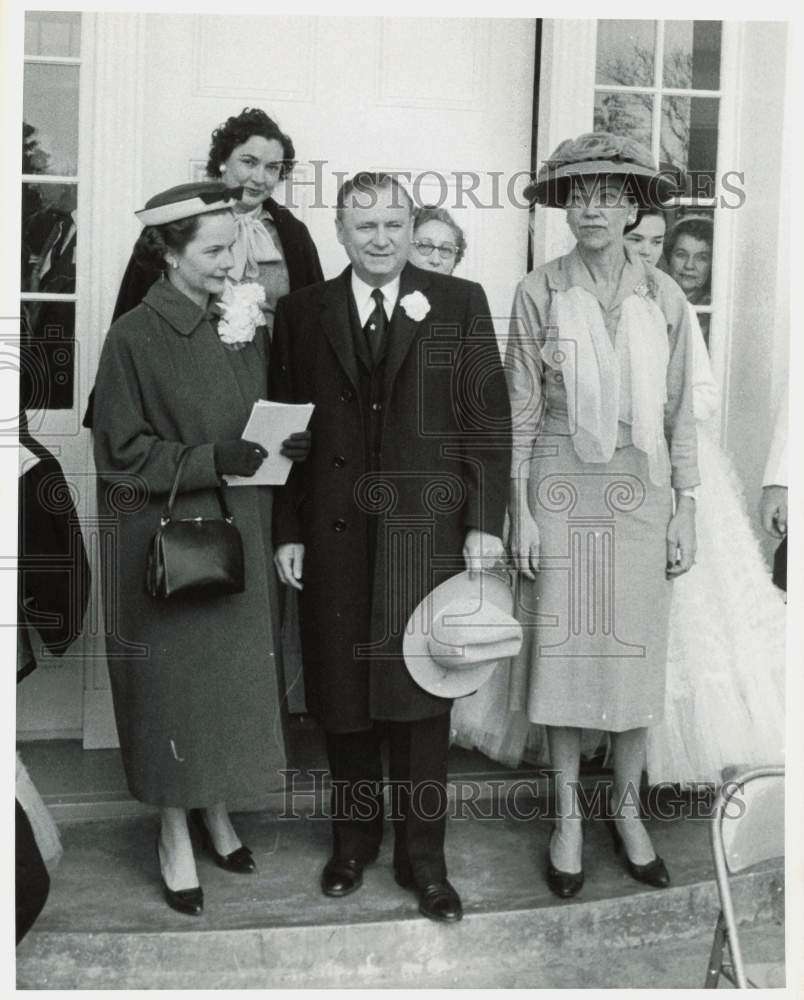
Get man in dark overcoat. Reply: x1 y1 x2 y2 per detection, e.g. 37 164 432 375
271 172 511 922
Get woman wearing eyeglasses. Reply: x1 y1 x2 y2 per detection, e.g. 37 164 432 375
408 205 466 275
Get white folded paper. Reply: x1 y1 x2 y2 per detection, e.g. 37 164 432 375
224 399 315 487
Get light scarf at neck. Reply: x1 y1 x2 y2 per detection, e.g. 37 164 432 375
548 286 671 486
230 204 282 282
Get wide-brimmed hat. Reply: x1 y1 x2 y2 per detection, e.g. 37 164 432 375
135 181 242 226
524 132 680 209
403 569 523 699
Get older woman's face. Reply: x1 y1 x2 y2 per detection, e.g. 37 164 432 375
624 214 666 267
409 219 460 274
565 177 637 253
221 135 285 211
669 234 712 299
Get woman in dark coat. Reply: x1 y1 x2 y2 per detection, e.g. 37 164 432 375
92 181 308 917
85 108 322 712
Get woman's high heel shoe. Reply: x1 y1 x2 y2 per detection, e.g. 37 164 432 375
606 819 670 888
546 826 584 899
156 836 203 916
189 809 256 874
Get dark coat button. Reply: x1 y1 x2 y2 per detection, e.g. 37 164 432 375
333 518 347 532
332 456 345 469
340 389 354 402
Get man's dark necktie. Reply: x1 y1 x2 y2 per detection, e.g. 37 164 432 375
363 288 386 366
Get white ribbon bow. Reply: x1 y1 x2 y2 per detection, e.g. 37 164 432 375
230 208 282 282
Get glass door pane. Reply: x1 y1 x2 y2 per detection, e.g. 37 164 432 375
23 63 80 175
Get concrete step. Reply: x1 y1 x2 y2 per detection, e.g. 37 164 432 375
16 807 784 989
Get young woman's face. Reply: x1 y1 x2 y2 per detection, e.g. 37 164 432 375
669 234 712 299
169 212 236 305
221 135 285 210
624 214 666 267
409 219 460 274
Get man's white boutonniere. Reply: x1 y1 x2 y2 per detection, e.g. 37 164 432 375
216 281 266 347
399 290 431 322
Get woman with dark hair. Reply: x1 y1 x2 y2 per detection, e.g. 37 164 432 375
92 182 309 916
665 216 713 305
408 205 467 274
108 107 322 327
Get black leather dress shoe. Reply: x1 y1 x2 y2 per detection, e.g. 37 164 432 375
321 857 365 897
621 853 671 888
607 820 671 888
416 880 463 923
189 809 255 874
546 861 585 899
156 838 203 916
546 827 584 899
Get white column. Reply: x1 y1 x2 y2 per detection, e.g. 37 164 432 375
532 19 597 267
78 12 147 748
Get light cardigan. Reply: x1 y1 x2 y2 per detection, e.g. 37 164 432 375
507 246 700 490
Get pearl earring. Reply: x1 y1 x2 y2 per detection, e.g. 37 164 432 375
167 258 178 269
220 165 226 174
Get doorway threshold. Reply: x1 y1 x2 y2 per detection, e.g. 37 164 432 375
18 715 555 822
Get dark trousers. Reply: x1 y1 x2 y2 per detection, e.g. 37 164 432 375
325 712 451 886
15 799 50 945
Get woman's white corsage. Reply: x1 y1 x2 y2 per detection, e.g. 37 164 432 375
633 281 651 299
216 281 266 347
399 290 431 322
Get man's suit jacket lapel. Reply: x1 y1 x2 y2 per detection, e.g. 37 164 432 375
319 268 360 390
384 264 431 398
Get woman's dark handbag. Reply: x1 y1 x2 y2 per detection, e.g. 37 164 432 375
145 450 245 599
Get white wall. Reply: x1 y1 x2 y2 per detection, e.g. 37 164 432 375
134 14 535 330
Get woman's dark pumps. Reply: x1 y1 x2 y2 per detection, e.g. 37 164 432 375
607 819 670 888
546 826 584 898
156 837 203 916
189 809 256 874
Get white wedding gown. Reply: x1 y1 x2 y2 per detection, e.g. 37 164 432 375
450 308 786 783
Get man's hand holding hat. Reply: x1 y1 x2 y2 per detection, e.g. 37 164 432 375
463 528 505 578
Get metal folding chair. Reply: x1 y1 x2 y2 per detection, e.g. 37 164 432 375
705 766 785 988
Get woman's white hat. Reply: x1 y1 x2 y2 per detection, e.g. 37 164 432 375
135 181 241 226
